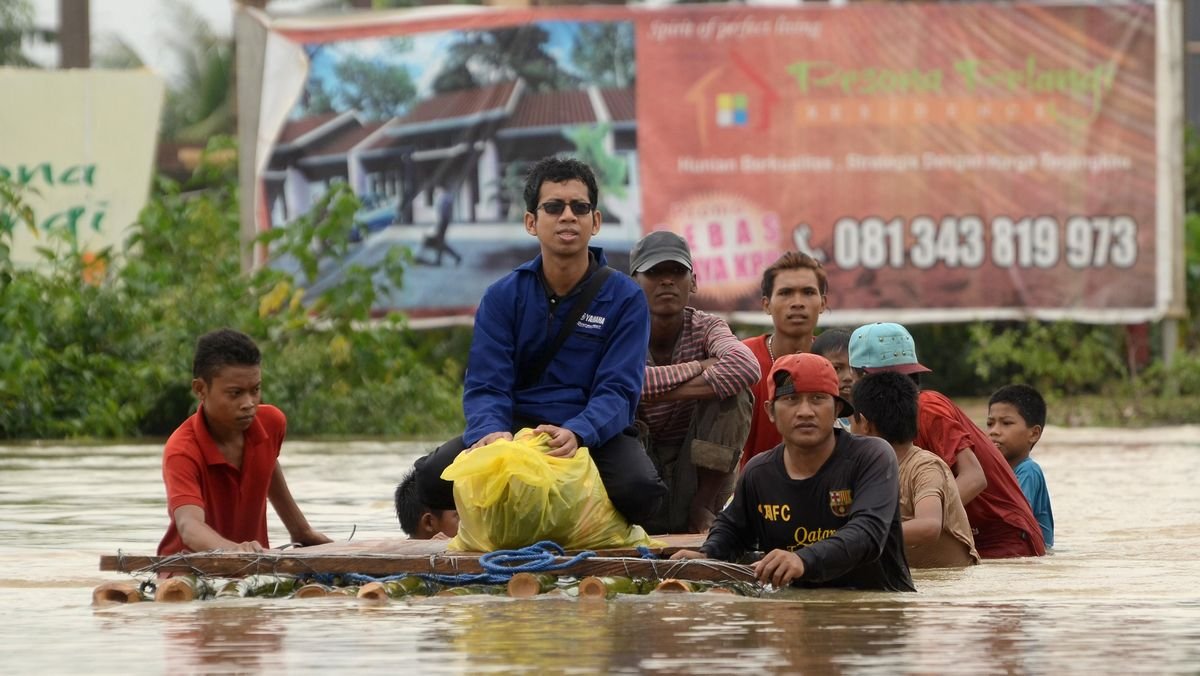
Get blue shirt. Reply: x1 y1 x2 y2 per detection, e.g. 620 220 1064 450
463 247 650 448
1014 457 1054 548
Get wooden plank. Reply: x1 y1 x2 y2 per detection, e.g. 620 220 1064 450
99 549 754 584
289 533 706 557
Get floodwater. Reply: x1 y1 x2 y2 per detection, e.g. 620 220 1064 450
2 427 1199 674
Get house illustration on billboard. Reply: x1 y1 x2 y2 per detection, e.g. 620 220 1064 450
263 80 639 238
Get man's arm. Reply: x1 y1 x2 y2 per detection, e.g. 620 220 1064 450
902 457 951 547
672 469 755 561
951 449 987 505
560 288 651 447
794 441 900 583
164 448 262 553
643 360 709 401
916 400 987 506
267 462 332 546
462 289 518 446
647 317 760 402
902 495 944 547
172 505 263 553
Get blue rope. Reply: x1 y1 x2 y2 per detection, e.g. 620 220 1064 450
295 541 596 589
479 540 595 574
419 571 509 585
636 545 658 560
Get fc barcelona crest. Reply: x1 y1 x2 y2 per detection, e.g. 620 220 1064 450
829 489 852 517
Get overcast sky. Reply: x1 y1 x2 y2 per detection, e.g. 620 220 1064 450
26 1 333 84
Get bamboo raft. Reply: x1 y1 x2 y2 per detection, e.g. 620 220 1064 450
95 535 762 604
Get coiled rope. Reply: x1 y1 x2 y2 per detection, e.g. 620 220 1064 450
299 540 595 588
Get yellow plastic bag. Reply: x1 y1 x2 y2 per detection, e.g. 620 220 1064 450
440 429 660 552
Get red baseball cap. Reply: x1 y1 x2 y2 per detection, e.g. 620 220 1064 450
768 353 854 417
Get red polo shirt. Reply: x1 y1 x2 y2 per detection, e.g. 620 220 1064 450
156 404 287 556
915 390 1046 559
739 334 780 469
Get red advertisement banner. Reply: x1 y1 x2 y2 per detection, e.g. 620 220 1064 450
637 4 1157 318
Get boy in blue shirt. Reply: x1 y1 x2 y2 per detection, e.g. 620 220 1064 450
987 384 1054 548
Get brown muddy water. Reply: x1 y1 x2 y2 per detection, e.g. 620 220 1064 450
1 427 1198 674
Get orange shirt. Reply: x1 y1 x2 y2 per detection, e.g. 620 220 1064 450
156 404 286 556
899 447 980 568
738 334 780 469
915 390 1045 558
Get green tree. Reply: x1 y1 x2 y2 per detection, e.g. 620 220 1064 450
564 123 627 201
92 35 144 70
300 74 337 116
0 139 466 440
159 1 236 142
431 26 579 94
1185 127 1200 344
570 23 635 89
0 1 34 66
331 52 417 120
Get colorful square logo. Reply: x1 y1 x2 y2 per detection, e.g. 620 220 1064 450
716 93 748 127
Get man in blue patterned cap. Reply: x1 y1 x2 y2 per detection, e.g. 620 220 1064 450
848 322 1044 558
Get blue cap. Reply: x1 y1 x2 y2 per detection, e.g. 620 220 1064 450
848 323 932 375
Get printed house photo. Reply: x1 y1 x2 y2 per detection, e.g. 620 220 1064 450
260 21 640 316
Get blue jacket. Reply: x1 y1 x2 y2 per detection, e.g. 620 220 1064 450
463 247 650 448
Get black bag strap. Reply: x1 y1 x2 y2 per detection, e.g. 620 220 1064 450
522 266 614 388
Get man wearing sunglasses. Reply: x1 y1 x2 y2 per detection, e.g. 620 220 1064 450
414 156 667 527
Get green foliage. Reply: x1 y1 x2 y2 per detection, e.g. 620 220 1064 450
0 0 43 67
967 321 1126 395
430 26 579 94
0 138 464 440
564 124 628 201
492 160 533 222
1186 211 1200 339
300 76 337 117
330 50 417 120
0 180 38 235
1185 126 1200 215
1185 126 1200 344
903 323 984 395
570 23 636 89
159 1 236 142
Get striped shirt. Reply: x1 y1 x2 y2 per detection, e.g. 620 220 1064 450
638 307 760 445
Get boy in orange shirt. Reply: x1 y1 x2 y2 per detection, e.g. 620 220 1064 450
157 329 330 555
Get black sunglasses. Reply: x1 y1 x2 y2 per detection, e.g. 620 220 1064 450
537 200 594 216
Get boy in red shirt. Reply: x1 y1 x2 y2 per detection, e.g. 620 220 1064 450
847 322 1044 558
157 329 330 556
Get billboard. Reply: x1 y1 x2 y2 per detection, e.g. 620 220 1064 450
240 2 1181 326
0 69 164 267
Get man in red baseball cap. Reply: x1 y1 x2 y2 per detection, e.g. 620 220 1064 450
672 353 913 591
